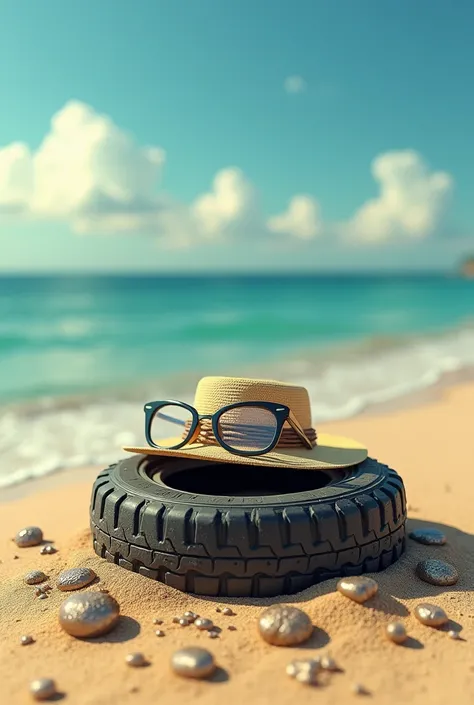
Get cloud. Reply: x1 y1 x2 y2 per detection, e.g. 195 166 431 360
346 150 453 242
0 101 454 246
267 195 322 239
284 75 307 94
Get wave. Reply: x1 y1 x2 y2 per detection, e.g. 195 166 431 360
1 322 474 489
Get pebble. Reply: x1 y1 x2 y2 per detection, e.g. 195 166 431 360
216 607 222 613
320 655 339 671
414 603 448 627
222 607 234 616
15 527 43 548
415 559 459 586
40 545 57 555
208 631 219 639
448 630 461 640
171 647 216 679
409 528 447 546
258 605 313 646
195 617 214 631
38 593 48 600
57 567 97 591
178 617 191 627
337 576 378 604
20 635 35 645
155 629 165 637
286 659 320 685
386 621 408 644
228 625 237 631
25 570 48 585
59 591 120 638
184 611 199 622
172 616 180 624
352 683 369 696
125 652 148 667
29 678 57 701
153 618 163 625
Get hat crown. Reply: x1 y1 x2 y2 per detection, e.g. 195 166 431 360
193 376 313 428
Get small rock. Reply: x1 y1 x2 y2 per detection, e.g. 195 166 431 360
216 607 222 613
25 570 48 585
172 616 180 624
415 559 459 586
195 617 214 631
222 607 234 616
59 591 120 638
409 528 447 546
155 629 165 637
183 611 199 622
20 635 35 646
57 567 97 591
352 683 369 696
15 527 43 548
178 617 191 627
414 603 448 627
337 576 378 604
320 655 339 671
171 647 216 679
286 659 320 685
153 618 163 625
40 544 57 555
38 593 48 600
386 621 408 644
448 630 461 640
29 678 57 701
208 631 219 639
258 605 313 646
125 652 148 667
228 625 237 631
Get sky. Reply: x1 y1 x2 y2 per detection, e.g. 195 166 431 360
0 0 473 273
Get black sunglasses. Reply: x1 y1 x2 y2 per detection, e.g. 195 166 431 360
144 400 313 457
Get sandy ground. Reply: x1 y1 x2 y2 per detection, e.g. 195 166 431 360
1 383 473 705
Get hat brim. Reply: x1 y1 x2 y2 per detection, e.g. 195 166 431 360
122 432 367 470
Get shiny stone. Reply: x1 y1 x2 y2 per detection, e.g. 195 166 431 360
409 528 447 546
171 647 216 679
414 603 448 627
15 527 43 548
25 570 48 585
416 559 459 586
258 605 313 646
40 545 57 555
59 591 120 638
286 658 320 685
337 576 378 603
386 621 408 644
21 635 35 645
57 567 97 591
125 652 148 667
30 678 56 701
195 617 214 631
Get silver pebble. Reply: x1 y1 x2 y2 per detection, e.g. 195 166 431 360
178 617 191 627
15 526 43 548
208 631 219 639
337 576 378 604
416 559 459 586
59 591 120 638
195 617 214 631
409 528 447 546
38 593 48 600
320 655 339 671
29 678 56 701
57 567 97 591
184 611 198 622
25 570 48 585
21 635 35 645
155 629 165 637
386 621 408 644
40 544 57 555
352 683 368 695
171 647 216 679
286 659 320 685
448 630 461 640
258 605 313 646
153 618 163 625
414 603 448 627
222 607 234 616
125 652 148 667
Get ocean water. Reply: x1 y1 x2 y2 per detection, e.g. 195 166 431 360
1 274 474 488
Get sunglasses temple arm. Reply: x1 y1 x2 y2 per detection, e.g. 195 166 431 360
287 411 314 449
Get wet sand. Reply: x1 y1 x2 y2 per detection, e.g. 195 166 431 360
1 383 473 705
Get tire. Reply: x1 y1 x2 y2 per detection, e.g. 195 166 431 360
90 454 407 598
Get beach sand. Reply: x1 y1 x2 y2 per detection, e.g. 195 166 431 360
1 383 473 705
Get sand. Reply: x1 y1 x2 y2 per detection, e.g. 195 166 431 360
1 382 474 705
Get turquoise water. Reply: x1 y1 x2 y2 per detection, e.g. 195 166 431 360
1 274 474 487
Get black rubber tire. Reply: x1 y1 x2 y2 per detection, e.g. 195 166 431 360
90 455 407 598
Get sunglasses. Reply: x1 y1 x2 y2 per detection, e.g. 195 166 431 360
143 400 314 457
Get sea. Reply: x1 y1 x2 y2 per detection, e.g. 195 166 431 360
1 273 473 489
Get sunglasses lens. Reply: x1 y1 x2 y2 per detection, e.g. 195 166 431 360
218 406 278 452
150 404 194 448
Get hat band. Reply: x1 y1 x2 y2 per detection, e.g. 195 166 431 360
183 419 317 449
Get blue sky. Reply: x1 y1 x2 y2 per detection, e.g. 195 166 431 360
0 0 473 272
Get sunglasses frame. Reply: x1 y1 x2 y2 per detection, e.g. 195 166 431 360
144 399 313 457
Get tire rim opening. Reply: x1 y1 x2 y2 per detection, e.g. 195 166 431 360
144 458 345 497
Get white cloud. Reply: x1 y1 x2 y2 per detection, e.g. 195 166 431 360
192 168 256 237
267 195 321 239
346 150 453 242
0 101 454 246
284 75 307 94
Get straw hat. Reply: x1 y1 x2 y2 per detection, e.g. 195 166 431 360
123 376 367 470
